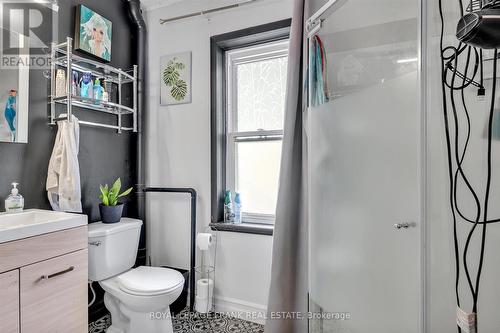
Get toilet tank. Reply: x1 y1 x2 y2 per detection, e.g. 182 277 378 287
88 218 143 281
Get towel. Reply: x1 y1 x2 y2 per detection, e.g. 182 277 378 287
310 35 329 106
46 115 82 213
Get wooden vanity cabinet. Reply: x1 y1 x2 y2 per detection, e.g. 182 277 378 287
0 269 19 333
0 226 88 333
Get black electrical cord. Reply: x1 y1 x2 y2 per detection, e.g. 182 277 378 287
438 3 462 332
444 45 482 90
448 47 480 305
480 50 484 88
441 16 500 228
439 0 499 330
460 50 496 329
475 48 497 316
446 42 485 320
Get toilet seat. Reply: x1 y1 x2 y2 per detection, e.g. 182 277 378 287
117 266 184 296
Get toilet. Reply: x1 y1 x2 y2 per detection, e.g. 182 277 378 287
88 218 184 333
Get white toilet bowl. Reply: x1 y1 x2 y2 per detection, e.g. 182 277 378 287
87 219 185 333
100 266 184 333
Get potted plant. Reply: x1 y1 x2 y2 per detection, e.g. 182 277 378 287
99 178 133 224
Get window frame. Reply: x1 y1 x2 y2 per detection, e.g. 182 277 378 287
209 19 291 232
225 41 289 225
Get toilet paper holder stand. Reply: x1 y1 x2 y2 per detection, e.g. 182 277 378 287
194 265 215 313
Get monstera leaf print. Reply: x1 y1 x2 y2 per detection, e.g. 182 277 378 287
171 79 187 101
163 65 179 86
162 57 188 101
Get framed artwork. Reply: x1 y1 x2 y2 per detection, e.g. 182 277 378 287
74 5 112 62
0 31 29 143
160 52 192 105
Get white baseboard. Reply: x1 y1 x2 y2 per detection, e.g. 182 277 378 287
214 295 267 325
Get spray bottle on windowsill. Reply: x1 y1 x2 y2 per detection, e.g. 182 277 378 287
233 192 242 224
224 190 234 223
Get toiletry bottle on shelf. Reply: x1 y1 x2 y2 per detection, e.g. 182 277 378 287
105 81 114 103
102 79 109 102
93 78 103 103
55 69 67 97
224 190 234 223
80 72 93 99
72 71 79 96
102 90 109 102
234 192 242 224
5 182 24 213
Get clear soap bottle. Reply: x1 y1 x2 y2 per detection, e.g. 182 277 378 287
5 182 24 213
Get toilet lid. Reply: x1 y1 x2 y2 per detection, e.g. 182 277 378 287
117 266 184 296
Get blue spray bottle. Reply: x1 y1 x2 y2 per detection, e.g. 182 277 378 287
234 192 242 224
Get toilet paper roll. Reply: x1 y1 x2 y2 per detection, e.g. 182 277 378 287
196 233 213 251
196 278 214 298
195 295 213 314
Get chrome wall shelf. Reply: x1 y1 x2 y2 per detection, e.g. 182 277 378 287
49 37 138 133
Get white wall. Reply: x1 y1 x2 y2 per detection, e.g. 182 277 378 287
144 0 293 321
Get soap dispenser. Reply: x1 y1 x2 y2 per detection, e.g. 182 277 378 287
5 182 24 213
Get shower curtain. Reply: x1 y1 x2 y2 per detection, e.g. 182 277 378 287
265 0 309 332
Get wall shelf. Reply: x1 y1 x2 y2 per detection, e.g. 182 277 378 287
49 37 137 133
53 95 135 115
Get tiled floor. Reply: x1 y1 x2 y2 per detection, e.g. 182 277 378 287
88 315 111 333
89 309 265 333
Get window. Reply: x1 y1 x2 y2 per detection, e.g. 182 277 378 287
226 41 289 224
210 19 291 231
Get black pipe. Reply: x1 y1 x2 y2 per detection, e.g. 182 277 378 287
143 187 197 312
124 0 147 261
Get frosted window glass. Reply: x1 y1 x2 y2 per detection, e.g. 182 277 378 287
235 140 282 215
236 57 288 131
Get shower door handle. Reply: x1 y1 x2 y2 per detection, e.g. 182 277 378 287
393 222 415 230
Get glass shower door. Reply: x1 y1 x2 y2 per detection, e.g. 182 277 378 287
307 0 422 332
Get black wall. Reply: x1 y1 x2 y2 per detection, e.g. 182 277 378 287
0 0 138 321
0 0 137 221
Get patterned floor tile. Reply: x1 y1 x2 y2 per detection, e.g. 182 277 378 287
89 308 264 333
88 315 111 333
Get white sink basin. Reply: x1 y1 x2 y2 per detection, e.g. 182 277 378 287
0 209 87 243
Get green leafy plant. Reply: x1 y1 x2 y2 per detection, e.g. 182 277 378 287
99 178 133 206
163 57 188 101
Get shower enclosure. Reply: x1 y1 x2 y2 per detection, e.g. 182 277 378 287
307 0 500 332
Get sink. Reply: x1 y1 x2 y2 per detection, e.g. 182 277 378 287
0 209 87 243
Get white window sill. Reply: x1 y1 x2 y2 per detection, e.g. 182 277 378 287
209 222 274 236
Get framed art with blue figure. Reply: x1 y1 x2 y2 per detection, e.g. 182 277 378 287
74 5 113 62
0 30 29 143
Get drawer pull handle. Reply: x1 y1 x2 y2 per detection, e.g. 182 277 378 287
40 266 75 280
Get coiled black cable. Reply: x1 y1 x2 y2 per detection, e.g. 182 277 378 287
438 3 462 332
448 46 480 307
439 0 499 330
475 47 496 317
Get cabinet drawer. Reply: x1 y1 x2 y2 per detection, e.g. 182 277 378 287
0 226 87 273
0 270 19 333
20 249 88 333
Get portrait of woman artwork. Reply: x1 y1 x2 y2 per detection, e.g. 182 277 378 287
74 5 112 62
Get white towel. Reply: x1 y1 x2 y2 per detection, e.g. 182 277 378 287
46 115 82 213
